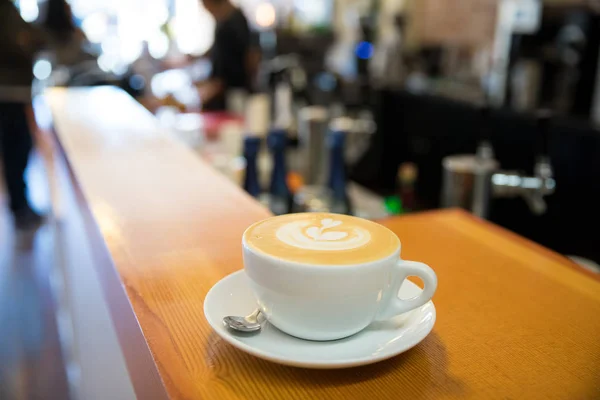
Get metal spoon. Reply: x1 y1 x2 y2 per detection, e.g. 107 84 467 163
223 309 264 333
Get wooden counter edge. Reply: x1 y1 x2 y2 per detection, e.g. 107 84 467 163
48 123 170 400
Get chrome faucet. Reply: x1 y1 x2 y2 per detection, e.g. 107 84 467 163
442 109 556 218
491 111 556 215
492 156 556 215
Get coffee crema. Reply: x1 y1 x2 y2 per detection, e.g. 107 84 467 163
244 213 400 265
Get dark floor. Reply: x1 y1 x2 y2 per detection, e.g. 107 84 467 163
0 154 70 400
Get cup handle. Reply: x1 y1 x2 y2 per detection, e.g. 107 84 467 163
375 260 438 321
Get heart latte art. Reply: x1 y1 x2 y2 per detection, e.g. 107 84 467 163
275 218 371 251
244 213 400 265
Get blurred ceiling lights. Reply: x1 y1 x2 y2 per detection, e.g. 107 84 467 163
18 0 39 22
255 2 277 29
33 59 52 80
171 0 215 56
18 0 301 74
148 31 170 59
81 13 109 44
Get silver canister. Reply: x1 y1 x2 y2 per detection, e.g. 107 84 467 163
297 106 329 186
441 154 499 219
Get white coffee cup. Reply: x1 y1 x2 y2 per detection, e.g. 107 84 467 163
242 214 438 341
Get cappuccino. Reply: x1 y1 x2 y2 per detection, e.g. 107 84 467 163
244 213 400 265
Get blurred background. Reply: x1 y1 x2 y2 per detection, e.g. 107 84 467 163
1 0 600 398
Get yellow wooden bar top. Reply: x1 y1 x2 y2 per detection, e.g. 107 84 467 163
47 87 600 399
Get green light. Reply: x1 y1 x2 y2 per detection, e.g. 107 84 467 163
384 196 404 215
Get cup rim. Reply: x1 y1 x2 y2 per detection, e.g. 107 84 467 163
242 214 402 269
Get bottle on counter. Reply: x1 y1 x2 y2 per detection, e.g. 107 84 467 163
267 129 292 215
243 136 262 198
273 74 294 133
398 162 418 212
327 125 352 215
383 162 419 216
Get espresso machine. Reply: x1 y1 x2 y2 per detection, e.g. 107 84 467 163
441 108 556 219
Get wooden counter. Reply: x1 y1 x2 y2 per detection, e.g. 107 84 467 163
47 87 600 399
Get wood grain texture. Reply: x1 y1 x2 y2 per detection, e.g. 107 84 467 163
47 87 600 399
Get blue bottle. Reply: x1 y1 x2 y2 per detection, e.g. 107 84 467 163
267 129 292 215
243 136 262 198
327 129 352 215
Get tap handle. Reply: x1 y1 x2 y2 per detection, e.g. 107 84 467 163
476 103 495 160
535 109 553 159
477 102 494 144
534 110 556 193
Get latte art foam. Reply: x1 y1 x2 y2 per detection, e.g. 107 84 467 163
276 218 371 251
244 213 400 266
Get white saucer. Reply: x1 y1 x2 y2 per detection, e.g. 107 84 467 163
204 270 436 369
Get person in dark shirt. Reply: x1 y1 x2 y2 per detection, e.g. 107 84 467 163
200 0 260 110
0 0 45 229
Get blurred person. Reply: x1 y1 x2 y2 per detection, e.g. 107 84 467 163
198 0 261 111
43 0 93 67
0 0 45 229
